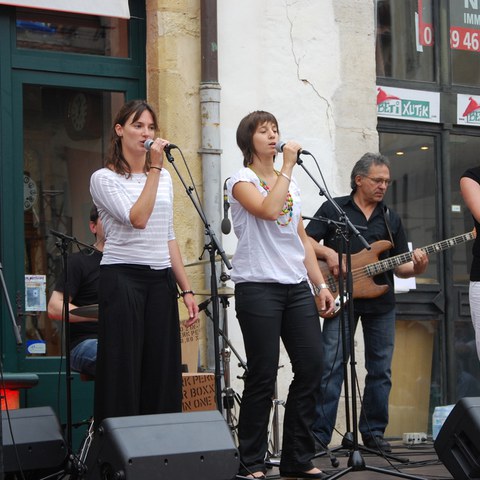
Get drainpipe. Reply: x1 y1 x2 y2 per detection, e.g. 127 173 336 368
200 0 222 375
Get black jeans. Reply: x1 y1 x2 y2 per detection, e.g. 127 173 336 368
235 281 323 474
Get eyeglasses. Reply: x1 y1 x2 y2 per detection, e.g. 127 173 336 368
363 176 392 187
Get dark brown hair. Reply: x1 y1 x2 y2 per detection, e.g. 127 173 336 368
236 111 279 167
105 100 159 176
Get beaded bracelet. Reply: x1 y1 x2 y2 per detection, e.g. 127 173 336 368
150 166 162 171
180 290 195 297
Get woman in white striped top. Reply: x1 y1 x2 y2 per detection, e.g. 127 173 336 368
90 100 199 426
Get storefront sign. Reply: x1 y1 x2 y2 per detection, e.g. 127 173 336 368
457 94 480 126
0 0 129 18
377 86 440 123
450 0 480 53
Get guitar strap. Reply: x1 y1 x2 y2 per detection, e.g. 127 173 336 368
382 205 395 248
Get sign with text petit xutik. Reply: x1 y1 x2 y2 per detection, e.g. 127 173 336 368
376 85 440 123
457 94 480 126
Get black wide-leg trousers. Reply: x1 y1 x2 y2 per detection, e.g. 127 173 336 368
94 264 182 427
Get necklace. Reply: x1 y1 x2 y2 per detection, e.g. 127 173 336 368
249 167 293 226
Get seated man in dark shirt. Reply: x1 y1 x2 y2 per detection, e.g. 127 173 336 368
48 205 104 377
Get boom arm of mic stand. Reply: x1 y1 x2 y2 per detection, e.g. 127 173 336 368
296 157 370 251
165 151 232 270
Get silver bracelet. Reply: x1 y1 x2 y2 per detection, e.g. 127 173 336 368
280 172 291 181
314 283 329 295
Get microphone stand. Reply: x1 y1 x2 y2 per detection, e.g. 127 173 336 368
165 149 231 413
50 229 98 477
0 262 23 480
0 263 23 346
297 154 425 479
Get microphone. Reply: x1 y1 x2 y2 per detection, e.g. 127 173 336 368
221 177 231 235
275 141 311 156
144 139 178 152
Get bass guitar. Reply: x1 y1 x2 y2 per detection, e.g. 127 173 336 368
316 229 476 318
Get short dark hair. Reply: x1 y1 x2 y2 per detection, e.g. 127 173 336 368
236 111 279 167
89 204 99 223
350 152 391 191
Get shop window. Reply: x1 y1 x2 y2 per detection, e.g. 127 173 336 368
376 0 435 82
16 8 129 57
449 0 480 87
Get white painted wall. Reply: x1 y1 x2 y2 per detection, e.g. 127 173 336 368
216 0 379 447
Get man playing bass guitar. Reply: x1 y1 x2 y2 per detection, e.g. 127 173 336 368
305 152 428 453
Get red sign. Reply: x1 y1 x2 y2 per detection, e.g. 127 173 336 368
450 26 480 52
418 0 434 47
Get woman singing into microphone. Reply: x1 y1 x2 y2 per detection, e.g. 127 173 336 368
90 99 199 426
227 110 334 479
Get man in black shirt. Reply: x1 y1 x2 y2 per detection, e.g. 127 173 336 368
48 205 104 376
306 153 428 452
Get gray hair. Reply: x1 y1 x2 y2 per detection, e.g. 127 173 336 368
350 152 391 191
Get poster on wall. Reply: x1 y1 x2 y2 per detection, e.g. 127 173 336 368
449 0 480 53
457 94 480 126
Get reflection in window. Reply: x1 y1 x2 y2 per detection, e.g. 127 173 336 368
16 8 129 57
376 0 435 82
381 132 437 283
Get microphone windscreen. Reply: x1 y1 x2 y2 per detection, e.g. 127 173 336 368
221 218 232 235
275 141 285 153
144 139 154 150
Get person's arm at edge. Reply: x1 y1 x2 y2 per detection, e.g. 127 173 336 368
47 290 97 323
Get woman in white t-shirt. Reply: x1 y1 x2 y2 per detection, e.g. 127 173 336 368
90 100 198 427
227 111 334 480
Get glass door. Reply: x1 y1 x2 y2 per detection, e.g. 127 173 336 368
13 80 129 447
448 133 480 400
22 85 125 359
380 131 443 437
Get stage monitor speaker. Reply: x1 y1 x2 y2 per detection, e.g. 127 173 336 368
2 406 67 473
434 397 480 480
85 409 239 480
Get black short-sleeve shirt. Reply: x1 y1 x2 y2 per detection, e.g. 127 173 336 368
55 249 101 349
305 194 409 314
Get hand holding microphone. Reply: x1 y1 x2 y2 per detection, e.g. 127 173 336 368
274 140 305 175
275 141 311 157
144 138 177 170
144 138 178 153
